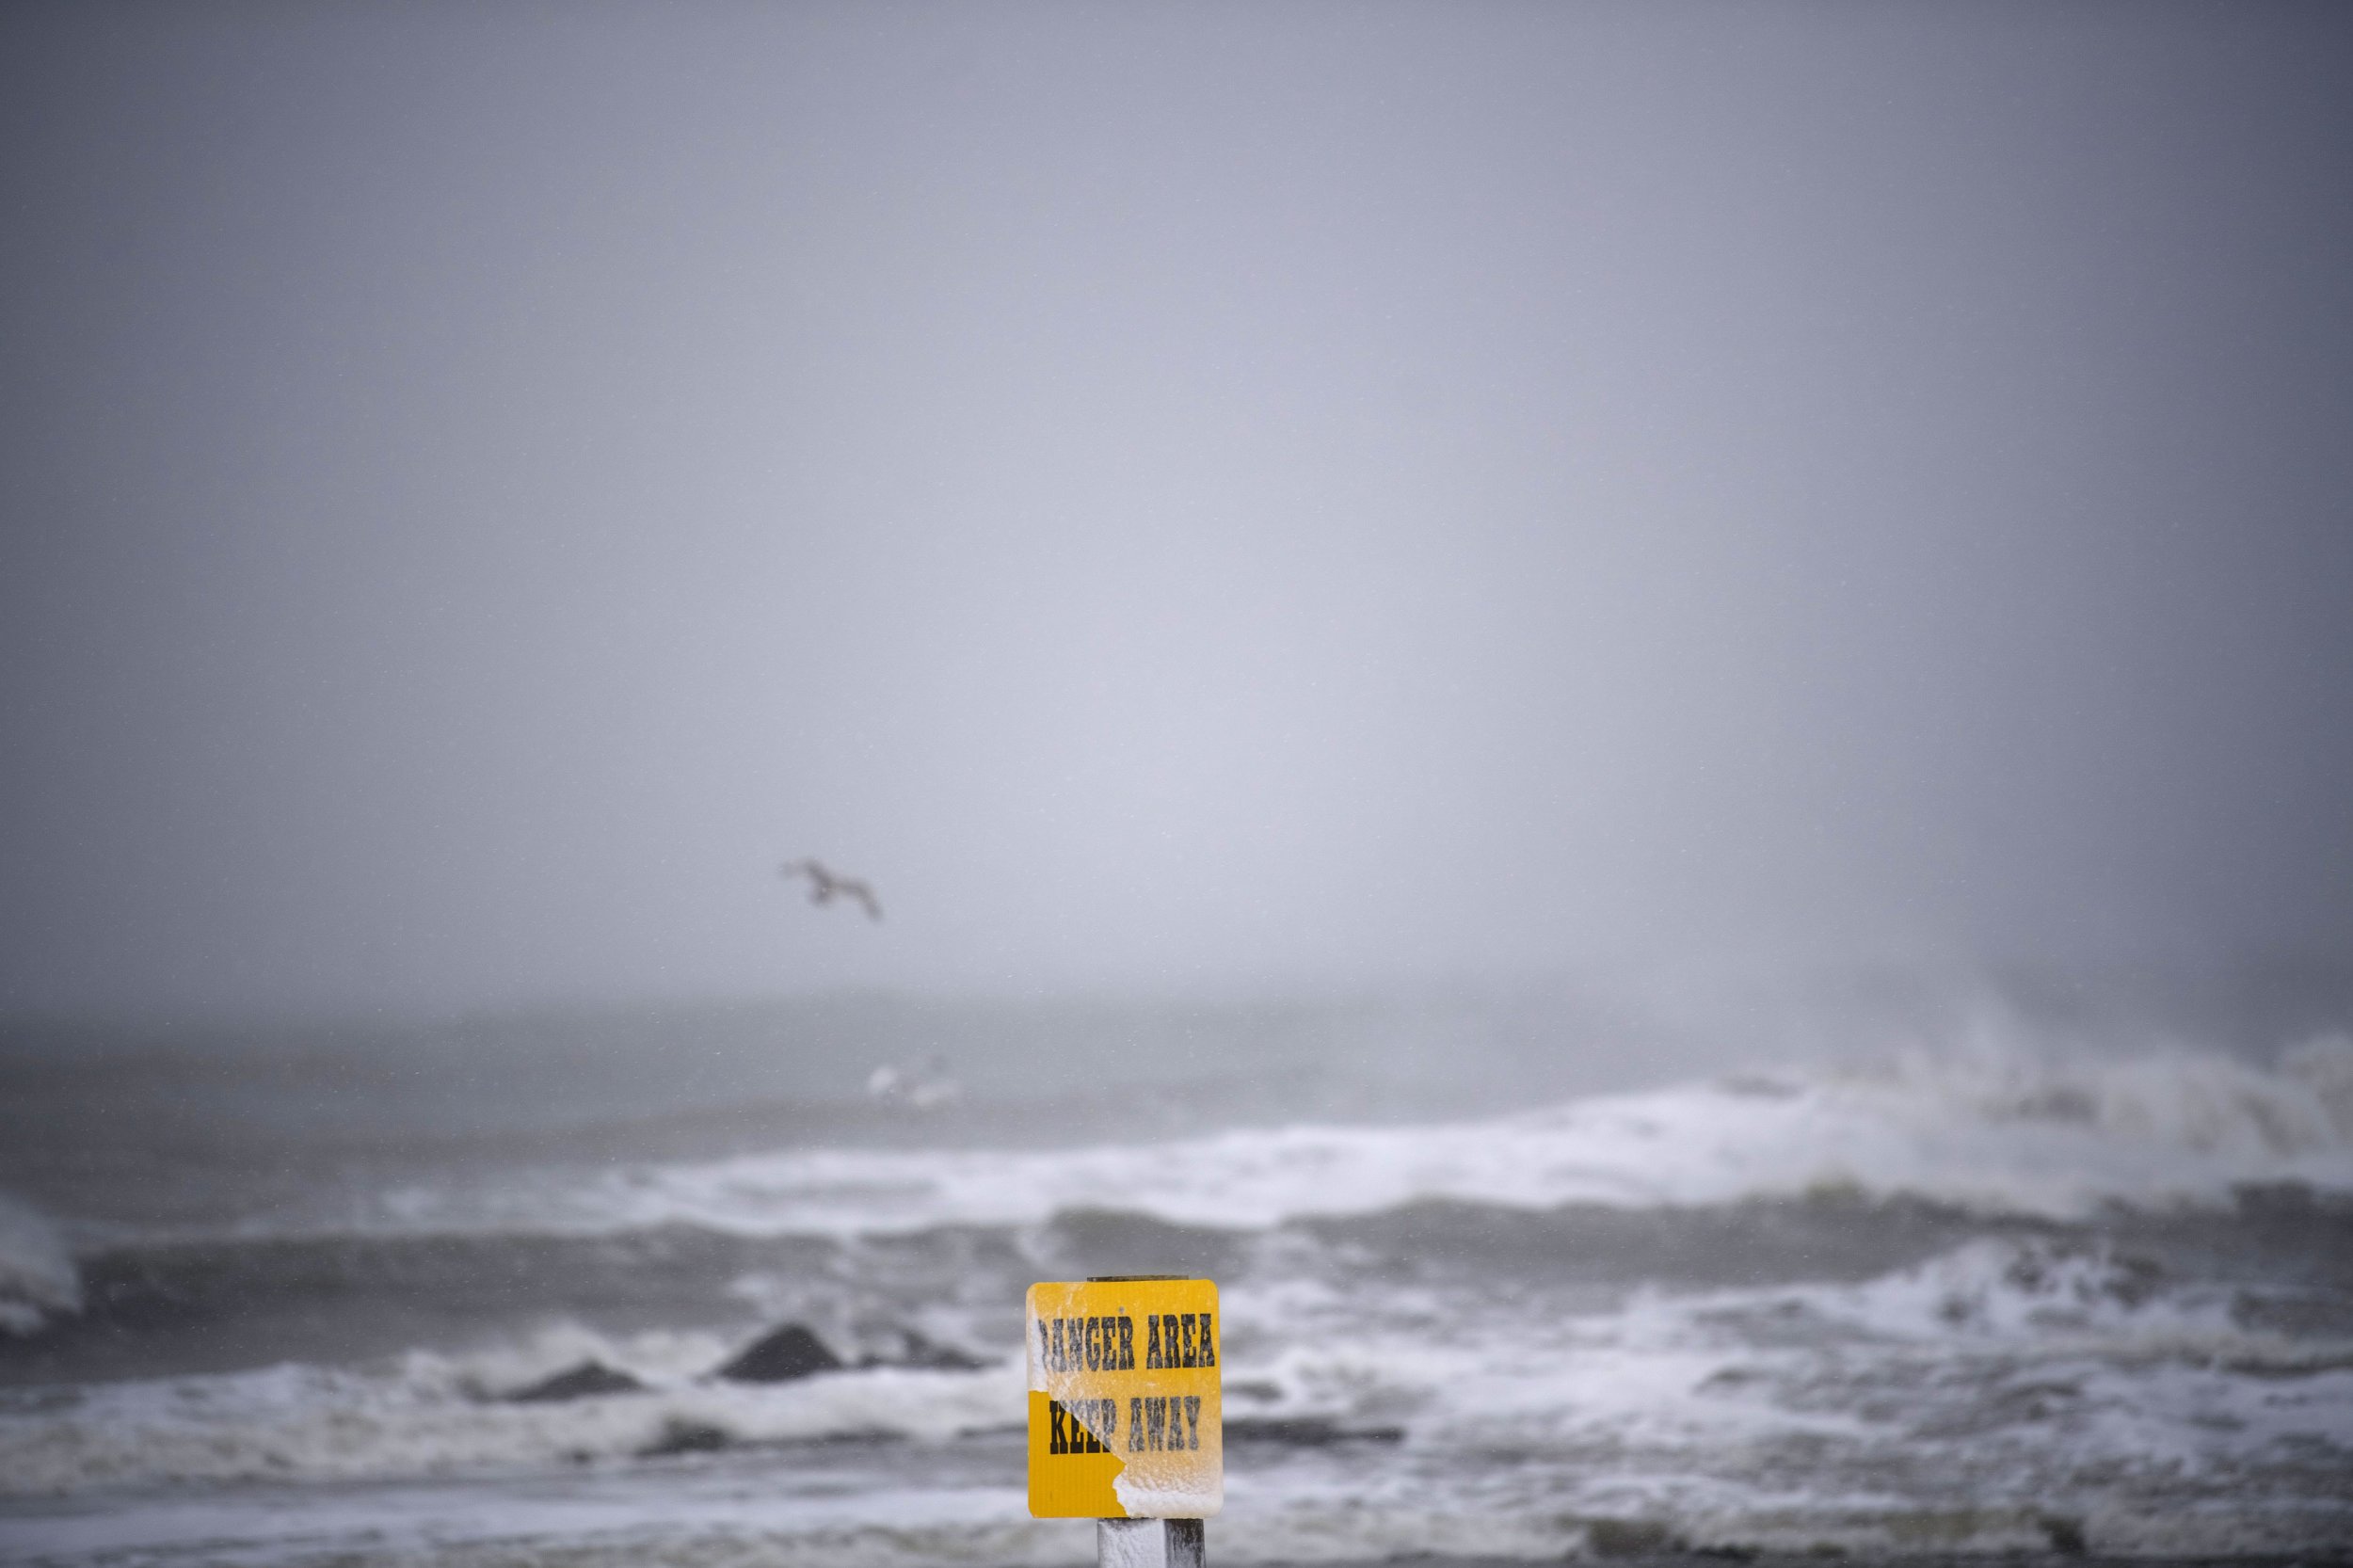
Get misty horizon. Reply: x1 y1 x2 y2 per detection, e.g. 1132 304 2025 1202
6 3 2350 1023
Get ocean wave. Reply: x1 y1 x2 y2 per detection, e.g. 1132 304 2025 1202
0 1192 79 1336
344 1038 2353 1240
0 1320 1023 1497
7 1233 2348 1530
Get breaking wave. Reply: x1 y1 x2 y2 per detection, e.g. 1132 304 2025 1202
350 1037 2353 1240
0 1191 78 1336
5 1227 2347 1526
0 1320 1022 1496
6 1037 2350 1560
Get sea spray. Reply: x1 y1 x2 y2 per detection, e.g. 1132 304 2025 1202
0 1192 78 1336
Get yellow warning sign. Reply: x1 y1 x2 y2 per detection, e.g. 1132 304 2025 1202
1026 1277 1223 1519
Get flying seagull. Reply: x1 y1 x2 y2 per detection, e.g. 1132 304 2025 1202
779 857 883 921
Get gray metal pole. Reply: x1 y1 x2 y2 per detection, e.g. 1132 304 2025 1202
1098 1518 1204 1568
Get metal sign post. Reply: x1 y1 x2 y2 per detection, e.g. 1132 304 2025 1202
1026 1276 1221 1567
1098 1517 1206 1568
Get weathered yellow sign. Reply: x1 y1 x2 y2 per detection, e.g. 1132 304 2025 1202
1026 1277 1223 1519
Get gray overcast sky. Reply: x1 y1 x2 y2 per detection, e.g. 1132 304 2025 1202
3 2 2349 1020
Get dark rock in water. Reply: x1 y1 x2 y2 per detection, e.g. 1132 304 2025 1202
714 1322 843 1383
640 1416 734 1457
900 1329 987 1370
808 1427 908 1448
504 1360 648 1402
711 1320 981 1383
857 1328 988 1372
2040 1514 2089 1557
1585 1518 1681 1558
1221 1416 1404 1446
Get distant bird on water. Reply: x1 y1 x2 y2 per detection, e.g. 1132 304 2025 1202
779 857 883 921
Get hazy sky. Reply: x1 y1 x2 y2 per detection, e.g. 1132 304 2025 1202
3 2 2349 1020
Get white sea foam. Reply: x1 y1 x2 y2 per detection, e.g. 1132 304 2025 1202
8 1043 2350 1556
10 1272 2347 1562
1805 1233 2210 1340
0 1191 79 1336
0 1465 1070 1568
8 1471 2345 1568
352 1038 2353 1240
10 1229 2345 1520
0 1321 1026 1497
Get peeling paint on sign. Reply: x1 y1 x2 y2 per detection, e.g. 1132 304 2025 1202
1026 1277 1223 1519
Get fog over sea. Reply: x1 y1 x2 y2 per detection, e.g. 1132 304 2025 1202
8 3 2353 1564
5 972 2350 1566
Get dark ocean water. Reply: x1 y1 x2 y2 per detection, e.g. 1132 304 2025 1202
3 990 2350 1565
